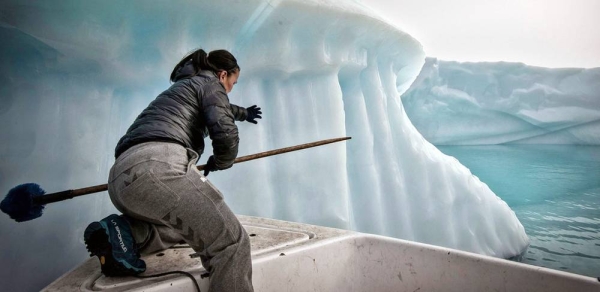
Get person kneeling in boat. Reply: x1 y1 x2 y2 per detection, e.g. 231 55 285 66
83 48 261 292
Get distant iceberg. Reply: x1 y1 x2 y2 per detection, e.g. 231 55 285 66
0 1 530 290
402 57 600 145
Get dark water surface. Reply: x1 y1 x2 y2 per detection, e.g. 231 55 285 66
438 145 600 278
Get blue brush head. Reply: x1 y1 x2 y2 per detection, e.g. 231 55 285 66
1 183 46 222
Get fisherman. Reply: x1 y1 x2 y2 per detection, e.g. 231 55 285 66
83 48 260 292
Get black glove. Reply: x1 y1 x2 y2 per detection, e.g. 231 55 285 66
245 105 262 124
203 155 218 177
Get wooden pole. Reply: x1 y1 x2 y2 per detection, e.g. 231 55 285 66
33 137 351 205
196 136 351 170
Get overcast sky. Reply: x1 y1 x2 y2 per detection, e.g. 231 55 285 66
362 0 600 68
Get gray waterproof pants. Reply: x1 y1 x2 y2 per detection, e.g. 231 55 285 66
107 142 253 292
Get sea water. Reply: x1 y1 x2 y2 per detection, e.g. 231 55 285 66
437 145 600 278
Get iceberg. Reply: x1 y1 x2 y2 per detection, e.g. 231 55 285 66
0 0 528 290
402 57 600 145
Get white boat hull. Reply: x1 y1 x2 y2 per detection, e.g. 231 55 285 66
43 215 599 291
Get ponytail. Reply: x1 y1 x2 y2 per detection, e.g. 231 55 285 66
170 48 240 82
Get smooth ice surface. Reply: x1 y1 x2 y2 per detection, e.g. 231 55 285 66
0 0 528 290
402 58 600 145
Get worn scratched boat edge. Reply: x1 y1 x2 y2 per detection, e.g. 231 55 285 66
42 215 600 292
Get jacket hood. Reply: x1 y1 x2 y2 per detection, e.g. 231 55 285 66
173 60 220 83
173 60 197 82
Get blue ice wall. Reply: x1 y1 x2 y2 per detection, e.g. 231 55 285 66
1 1 528 290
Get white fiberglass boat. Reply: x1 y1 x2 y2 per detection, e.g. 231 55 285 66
43 215 599 292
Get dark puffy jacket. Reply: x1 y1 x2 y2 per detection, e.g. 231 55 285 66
114 61 247 170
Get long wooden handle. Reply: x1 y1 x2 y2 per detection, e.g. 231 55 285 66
196 136 351 170
33 137 351 205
